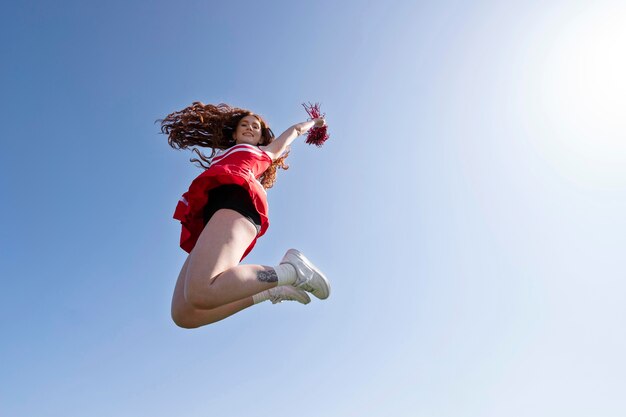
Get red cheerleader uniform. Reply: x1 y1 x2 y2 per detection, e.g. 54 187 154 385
173 144 272 260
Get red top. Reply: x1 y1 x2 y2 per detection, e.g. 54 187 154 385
173 144 272 260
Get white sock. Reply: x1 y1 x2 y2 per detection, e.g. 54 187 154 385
252 290 270 304
275 264 297 286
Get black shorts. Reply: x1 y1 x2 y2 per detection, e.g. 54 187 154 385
203 184 262 234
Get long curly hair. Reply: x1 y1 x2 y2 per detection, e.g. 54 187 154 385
159 102 289 189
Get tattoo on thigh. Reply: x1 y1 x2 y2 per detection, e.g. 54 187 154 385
257 268 278 283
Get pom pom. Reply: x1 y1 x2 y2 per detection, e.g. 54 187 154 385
302 102 329 147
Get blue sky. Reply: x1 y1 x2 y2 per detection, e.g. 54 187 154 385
2 1 625 416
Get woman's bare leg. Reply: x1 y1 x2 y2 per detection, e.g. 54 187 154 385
171 208 282 322
171 256 255 328
183 209 280 310
170 208 324 328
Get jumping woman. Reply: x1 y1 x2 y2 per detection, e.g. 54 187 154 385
160 102 330 329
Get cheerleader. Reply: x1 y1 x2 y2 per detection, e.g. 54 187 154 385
160 103 330 328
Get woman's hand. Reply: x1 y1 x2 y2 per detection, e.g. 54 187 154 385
295 118 325 136
313 118 326 128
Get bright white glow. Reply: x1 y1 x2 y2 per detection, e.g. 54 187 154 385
529 4 626 186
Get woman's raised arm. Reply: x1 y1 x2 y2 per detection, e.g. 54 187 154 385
261 118 325 160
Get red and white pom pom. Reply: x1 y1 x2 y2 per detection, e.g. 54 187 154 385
302 102 329 147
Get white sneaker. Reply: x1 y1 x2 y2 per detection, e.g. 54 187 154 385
267 286 311 305
280 249 330 300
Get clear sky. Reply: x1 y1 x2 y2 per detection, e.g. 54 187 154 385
2 1 625 416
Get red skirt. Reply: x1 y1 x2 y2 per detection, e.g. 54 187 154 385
173 165 269 260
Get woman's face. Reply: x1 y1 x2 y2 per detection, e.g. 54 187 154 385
234 115 263 145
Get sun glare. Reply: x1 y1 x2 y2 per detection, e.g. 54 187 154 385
528 4 626 186
549 8 625 134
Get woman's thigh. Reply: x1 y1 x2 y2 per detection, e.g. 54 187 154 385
185 208 258 290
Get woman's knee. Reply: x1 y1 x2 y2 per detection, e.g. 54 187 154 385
171 305 219 328
183 273 224 310
171 300 211 328
171 312 198 329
